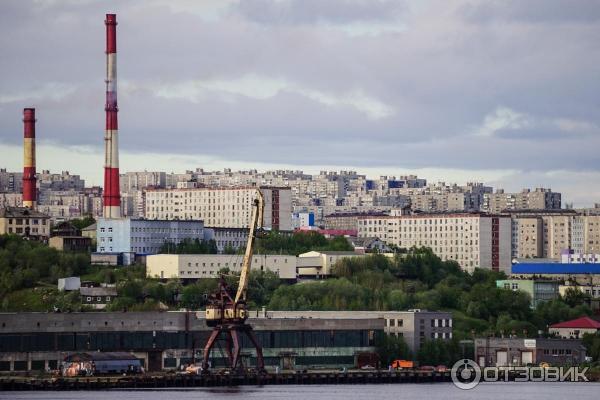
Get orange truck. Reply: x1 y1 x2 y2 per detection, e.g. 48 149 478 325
391 360 414 369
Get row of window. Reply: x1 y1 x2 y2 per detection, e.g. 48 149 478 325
6 218 46 225
0 330 377 352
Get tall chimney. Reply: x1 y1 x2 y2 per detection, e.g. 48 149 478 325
22 108 37 209
103 13 121 218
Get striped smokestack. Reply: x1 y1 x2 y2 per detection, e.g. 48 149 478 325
22 108 37 209
103 13 121 218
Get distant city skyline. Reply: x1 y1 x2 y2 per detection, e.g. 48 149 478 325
1 1 599 207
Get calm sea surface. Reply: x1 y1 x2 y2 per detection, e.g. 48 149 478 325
2 382 599 400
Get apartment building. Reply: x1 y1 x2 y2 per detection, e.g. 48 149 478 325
120 171 166 193
0 169 23 193
146 254 297 280
323 212 388 231
205 227 249 253
357 212 512 273
95 218 206 264
482 188 561 213
511 217 544 259
508 211 600 259
0 207 50 239
145 186 292 230
384 310 453 354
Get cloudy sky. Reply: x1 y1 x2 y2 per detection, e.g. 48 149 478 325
0 0 599 206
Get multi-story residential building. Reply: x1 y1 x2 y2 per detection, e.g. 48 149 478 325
323 212 388 231
205 227 249 253
0 193 22 208
145 186 292 231
496 279 559 308
146 254 297 280
291 212 315 229
506 210 600 260
384 310 453 354
511 216 544 259
357 212 512 273
95 218 207 265
37 170 85 191
482 188 561 213
0 169 23 193
120 171 166 193
0 207 50 239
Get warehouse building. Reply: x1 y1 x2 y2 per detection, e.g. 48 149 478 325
474 337 586 367
0 310 441 372
146 254 297 281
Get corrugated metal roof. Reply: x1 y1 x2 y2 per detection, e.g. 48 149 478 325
512 263 600 274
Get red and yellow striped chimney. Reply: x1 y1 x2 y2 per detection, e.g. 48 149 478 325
22 108 37 209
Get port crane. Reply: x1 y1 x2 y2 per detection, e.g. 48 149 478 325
201 189 266 372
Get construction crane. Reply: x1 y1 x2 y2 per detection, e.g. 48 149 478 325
201 189 266 372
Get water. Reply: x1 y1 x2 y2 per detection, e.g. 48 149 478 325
2 382 599 400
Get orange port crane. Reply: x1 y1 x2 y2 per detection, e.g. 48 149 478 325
201 189 266 372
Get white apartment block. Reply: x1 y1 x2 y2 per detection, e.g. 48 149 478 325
96 218 206 257
146 254 297 280
144 186 292 231
509 212 600 259
357 213 512 273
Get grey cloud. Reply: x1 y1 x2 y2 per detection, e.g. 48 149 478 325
232 0 407 25
459 0 600 24
0 0 599 206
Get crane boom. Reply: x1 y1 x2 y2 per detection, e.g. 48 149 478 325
234 189 264 303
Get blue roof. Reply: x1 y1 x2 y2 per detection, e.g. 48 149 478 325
512 263 600 274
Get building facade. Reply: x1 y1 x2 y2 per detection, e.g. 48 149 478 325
95 218 206 263
147 254 297 281
145 186 292 231
384 310 453 354
474 337 586 367
496 279 559 308
358 213 512 273
0 207 50 239
0 311 386 372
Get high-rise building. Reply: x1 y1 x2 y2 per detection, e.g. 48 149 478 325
357 212 512 273
145 186 292 230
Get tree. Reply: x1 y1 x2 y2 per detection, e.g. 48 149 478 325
376 333 411 366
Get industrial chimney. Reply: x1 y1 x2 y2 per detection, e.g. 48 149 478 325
22 108 37 209
103 13 121 218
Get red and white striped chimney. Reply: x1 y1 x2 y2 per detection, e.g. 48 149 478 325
22 108 37 209
103 13 121 218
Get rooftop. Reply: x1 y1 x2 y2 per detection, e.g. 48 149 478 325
0 207 49 219
512 263 600 275
550 316 600 329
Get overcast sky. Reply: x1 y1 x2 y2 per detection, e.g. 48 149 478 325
0 0 599 206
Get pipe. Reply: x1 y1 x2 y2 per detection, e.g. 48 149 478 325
103 13 121 218
22 108 36 209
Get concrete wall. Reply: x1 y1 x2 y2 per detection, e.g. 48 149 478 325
146 254 297 280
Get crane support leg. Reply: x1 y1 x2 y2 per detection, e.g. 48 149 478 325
230 328 242 370
246 328 265 371
202 328 220 370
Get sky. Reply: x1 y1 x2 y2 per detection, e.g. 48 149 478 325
0 0 599 207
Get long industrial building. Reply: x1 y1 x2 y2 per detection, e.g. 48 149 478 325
0 310 452 372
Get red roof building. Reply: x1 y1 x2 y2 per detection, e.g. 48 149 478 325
549 316 600 339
